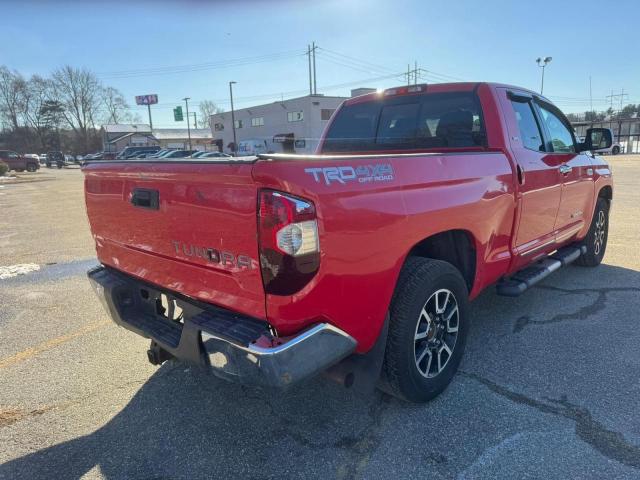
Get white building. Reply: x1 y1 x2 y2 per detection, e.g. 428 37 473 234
209 92 371 154
101 124 213 152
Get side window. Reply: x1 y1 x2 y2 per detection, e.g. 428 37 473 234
538 105 575 153
511 100 544 151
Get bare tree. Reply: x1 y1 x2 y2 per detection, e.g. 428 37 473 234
0 66 27 131
198 100 224 129
101 86 132 124
22 75 56 149
51 65 102 152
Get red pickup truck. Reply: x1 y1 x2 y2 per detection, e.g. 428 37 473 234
84 83 613 402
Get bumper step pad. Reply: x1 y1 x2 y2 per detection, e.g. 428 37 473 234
496 245 586 297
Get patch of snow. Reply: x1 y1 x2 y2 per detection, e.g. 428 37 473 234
0 263 41 280
0 176 17 182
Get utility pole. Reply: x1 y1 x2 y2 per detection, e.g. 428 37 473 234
229 81 237 155
147 103 153 129
619 88 628 112
312 41 317 95
536 57 552 95
307 44 313 95
606 89 629 113
406 63 420 85
183 97 192 150
607 89 614 109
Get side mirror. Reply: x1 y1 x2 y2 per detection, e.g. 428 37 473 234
578 128 612 152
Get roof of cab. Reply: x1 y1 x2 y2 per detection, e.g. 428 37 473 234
343 82 549 106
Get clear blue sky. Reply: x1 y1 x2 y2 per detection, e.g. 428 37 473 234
3 0 638 127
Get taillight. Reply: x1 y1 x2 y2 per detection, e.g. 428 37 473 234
258 190 320 295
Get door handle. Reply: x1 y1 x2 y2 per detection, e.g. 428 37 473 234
559 164 572 175
131 188 159 210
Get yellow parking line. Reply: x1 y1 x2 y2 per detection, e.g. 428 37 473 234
0 320 110 370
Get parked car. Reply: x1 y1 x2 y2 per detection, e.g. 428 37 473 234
39 154 48 164
0 150 40 172
145 149 174 159
84 82 613 402
200 151 231 158
159 149 196 159
117 146 161 159
46 151 65 168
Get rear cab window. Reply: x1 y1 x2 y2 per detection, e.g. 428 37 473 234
321 91 486 153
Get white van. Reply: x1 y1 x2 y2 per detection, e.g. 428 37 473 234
237 139 269 156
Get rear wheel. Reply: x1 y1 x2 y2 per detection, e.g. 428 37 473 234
26 163 37 172
576 196 609 267
382 258 470 402
612 146 620 155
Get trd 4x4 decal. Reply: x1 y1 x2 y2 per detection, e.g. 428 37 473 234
305 164 394 185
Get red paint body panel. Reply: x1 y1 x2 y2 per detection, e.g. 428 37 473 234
84 161 266 319
83 82 613 355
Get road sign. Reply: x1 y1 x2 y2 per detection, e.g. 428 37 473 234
135 94 158 106
173 106 183 122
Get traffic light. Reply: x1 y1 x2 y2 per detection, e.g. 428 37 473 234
173 106 183 122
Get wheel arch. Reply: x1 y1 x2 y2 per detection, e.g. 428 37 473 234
598 185 612 201
404 229 477 292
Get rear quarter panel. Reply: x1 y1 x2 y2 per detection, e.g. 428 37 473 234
253 152 515 352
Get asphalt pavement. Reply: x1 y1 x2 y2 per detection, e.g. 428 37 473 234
1 159 639 479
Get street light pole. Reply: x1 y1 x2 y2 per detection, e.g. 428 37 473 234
229 81 237 155
536 56 552 95
183 97 192 150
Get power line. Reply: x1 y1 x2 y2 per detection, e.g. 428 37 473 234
97 50 306 79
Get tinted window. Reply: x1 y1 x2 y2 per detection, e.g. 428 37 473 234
322 102 379 151
322 92 484 152
538 105 575 153
511 100 544 151
377 103 419 145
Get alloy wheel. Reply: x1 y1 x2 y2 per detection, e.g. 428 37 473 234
413 288 459 378
594 210 606 256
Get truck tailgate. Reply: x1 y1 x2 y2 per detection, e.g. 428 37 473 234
83 160 265 320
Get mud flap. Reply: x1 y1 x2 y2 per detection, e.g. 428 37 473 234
323 314 389 395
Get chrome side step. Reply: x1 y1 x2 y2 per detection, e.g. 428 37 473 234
496 245 586 297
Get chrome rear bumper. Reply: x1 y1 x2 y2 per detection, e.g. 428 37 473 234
88 266 356 387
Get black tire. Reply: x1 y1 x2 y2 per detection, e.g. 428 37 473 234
57 163 63 169
381 257 470 402
46 163 52 168
26 163 37 172
612 146 620 155
576 197 609 267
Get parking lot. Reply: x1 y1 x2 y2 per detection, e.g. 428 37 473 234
1 158 639 479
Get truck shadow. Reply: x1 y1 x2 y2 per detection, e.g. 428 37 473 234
1 263 639 479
